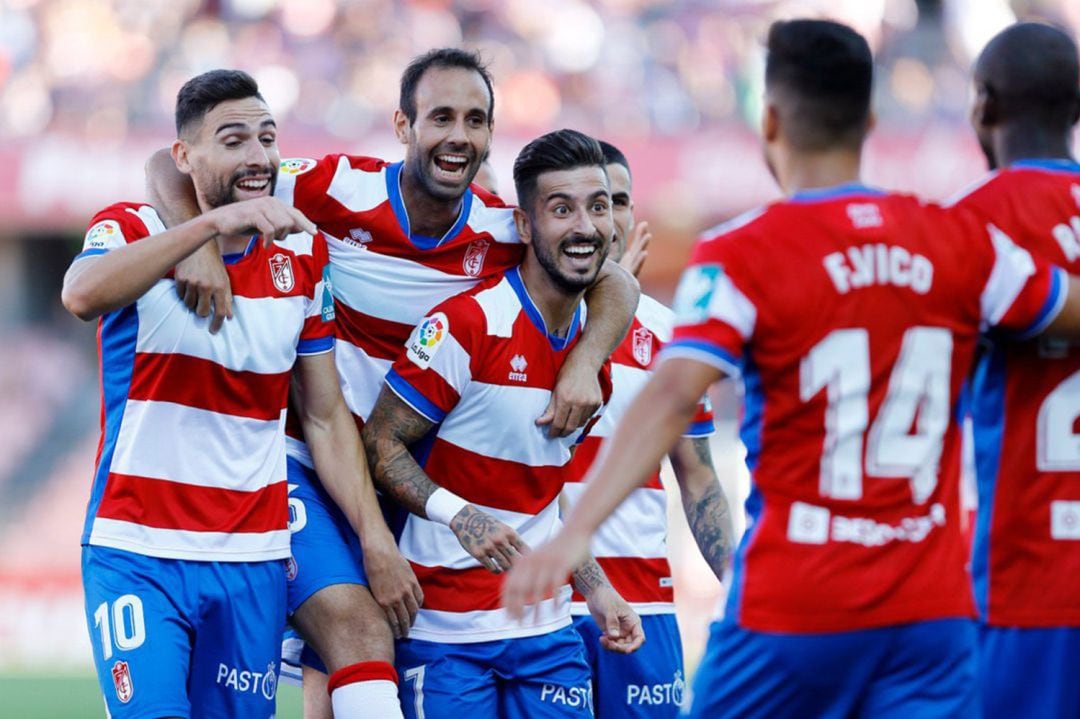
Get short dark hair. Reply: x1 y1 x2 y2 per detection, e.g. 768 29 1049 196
175 69 264 137
513 129 606 212
399 48 495 125
765 19 873 151
598 140 630 180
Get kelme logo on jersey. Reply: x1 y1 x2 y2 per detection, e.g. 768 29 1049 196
632 327 653 366
279 158 317 175
269 253 295 293
463 238 491 277
112 660 134 703
321 265 335 322
407 312 448 369
86 219 121 249
673 264 723 324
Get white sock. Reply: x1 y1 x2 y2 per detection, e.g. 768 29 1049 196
327 662 403 719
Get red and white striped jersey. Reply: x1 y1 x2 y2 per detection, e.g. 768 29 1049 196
563 294 714 615
385 267 611 643
665 184 1066 634
274 155 522 465
77 202 335 562
950 160 1080 627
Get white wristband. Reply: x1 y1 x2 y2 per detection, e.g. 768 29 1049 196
425 488 469 526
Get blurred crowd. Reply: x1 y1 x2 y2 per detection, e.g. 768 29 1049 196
3 0 1080 146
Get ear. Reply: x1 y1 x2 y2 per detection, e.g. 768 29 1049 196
513 207 532 246
762 103 780 143
171 139 193 176
393 109 411 145
972 83 997 128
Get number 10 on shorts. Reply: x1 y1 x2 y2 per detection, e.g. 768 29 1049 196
93 594 146 660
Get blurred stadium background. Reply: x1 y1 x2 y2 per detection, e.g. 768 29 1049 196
0 0 1073 715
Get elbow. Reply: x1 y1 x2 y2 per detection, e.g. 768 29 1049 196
61 283 99 322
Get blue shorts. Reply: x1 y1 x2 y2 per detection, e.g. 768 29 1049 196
685 619 977 719
284 456 370 673
396 626 593 718
978 624 1080 719
82 545 286 719
573 613 684 718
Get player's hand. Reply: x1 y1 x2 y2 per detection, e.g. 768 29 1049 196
585 585 645 654
502 530 590 621
362 532 424 639
206 196 317 247
618 220 652 278
539 358 602 438
174 241 233 333
449 504 527 574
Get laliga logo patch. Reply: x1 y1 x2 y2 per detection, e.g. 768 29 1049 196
279 158 317 175
86 219 121 249
632 327 653 366
673 264 723 325
463 238 491 278
269 253 295 293
112 660 134 703
407 312 448 369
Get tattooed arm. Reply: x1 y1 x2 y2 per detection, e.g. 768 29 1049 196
669 436 734 581
362 385 525 574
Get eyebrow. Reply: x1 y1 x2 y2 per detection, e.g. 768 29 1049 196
215 119 277 135
428 105 488 118
544 189 611 203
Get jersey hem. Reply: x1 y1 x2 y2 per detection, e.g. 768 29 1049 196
984 609 1080 627
407 614 572 644
734 602 976 634
85 536 290 563
570 601 676 616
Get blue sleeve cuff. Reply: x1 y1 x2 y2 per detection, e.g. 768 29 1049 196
1016 266 1068 340
74 248 108 261
660 340 742 378
296 335 335 356
385 369 447 423
681 419 716 438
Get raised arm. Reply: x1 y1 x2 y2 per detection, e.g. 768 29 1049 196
668 436 735 582
539 259 640 437
362 385 526 574
292 351 422 635
146 147 233 332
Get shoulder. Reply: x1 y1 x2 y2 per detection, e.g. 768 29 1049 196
465 189 519 245
86 203 165 243
634 293 674 340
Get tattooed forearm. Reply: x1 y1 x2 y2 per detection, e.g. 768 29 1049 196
362 385 438 517
572 556 611 598
682 479 735 581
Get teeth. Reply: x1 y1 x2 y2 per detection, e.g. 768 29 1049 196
565 246 596 256
237 179 268 189
438 155 467 165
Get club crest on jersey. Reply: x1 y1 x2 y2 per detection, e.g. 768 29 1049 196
86 219 121 249
509 354 529 382
632 327 653 366
269 253 295 293
279 158 317 175
112 660 134 703
285 556 298 581
463 239 491 278
673 264 723 324
408 312 448 369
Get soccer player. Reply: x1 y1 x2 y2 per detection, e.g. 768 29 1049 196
504 20 1080 719
600 141 652 279
951 22 1080 719
361 128 642 718
147 48 639 717
562 139 732 718
63 70 408 718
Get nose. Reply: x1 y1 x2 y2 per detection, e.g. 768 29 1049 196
446 117 469 147
244 139 271 168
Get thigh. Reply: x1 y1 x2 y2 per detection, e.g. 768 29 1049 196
859 619 976 719
500 627 594 719
189 560 287 719
978 625 1080 719
396 638 499 719
592 614 684 719
82 546 194 719
685 622 873 719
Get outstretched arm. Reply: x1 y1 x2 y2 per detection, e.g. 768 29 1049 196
363 385 526 574
539 259 639 437
504 357 724 616
293 352 422 637
669 437 735 581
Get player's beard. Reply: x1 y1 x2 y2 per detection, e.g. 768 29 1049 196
204 166 279 209
532 230 610 294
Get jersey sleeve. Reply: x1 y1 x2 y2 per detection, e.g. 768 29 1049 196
384 298 482 424
683 393 716 438
297 233 336 356
274 154 359 225
979 222 1068 337
664 233 758 378
74 204 150 263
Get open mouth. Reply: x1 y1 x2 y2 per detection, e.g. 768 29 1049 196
432 153 470 182
561 240 601 269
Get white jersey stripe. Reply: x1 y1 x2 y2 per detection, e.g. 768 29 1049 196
89 518 290 561
410 589 572 644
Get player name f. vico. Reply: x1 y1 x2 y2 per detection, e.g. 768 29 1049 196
823 243 934 294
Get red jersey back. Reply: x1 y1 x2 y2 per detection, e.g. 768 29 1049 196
951 160 1080 627
666 184 1066 633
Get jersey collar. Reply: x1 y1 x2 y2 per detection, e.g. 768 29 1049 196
788 182 886 203
386 161 474 250
221 235 258 265
506 265 582 351
1010 158 1080 173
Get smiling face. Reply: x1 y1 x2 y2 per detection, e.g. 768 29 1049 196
395 66 493 202
519 165 614 293
174 96 279 211
605 161 633 262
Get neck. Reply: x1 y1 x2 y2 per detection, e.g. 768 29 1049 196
518 259 585 338
994 125 1074 168
199 196 251 254
776 147 863 197
399 164 464 238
